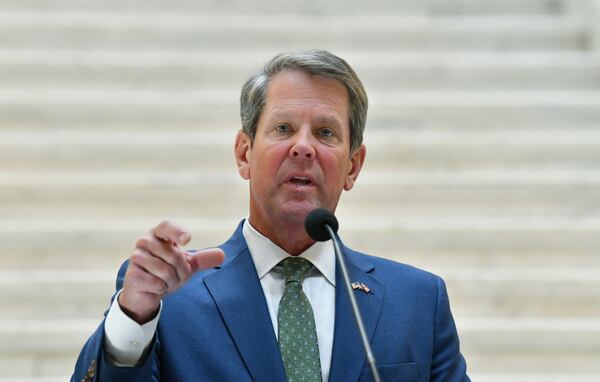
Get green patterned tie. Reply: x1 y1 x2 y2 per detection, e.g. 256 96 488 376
277 257 322 382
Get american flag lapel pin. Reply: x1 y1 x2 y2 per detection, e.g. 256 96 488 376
351 281 371 294
360 283 370 294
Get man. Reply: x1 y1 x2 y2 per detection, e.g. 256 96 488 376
72 50 470 382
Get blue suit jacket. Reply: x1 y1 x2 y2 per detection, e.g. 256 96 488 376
72 221 469 381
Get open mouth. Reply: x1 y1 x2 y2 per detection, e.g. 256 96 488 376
289 176 313 186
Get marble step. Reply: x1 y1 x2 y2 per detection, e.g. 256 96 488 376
1 217 599 270
442 268 600 318
2 51 599 90
2 372 600 382
0 0 568 15
1 127 599 170
2 267 600 319
459 317 600 373
2 126 600 142
0 353 78 381
3 243 599 271
2 211 598 267
0 13 587 51
2 90 600 129
1 177 599 218
0 317 599 374
1 0 597 379
3 367 600 381
474 374 600 382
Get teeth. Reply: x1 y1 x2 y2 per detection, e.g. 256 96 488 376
291 176 311 184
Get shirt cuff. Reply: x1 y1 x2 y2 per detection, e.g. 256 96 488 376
103 289 162 367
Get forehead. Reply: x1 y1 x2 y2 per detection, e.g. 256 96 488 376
262 70 349 124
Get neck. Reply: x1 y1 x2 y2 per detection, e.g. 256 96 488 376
248 216 315 256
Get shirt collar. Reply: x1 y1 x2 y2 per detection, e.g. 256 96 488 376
242 219 336 287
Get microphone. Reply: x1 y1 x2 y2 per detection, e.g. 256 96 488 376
305 209 381 382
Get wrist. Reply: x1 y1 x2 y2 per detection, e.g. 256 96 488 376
118 291 160 325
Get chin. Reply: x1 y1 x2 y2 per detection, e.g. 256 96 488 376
278 202 319 224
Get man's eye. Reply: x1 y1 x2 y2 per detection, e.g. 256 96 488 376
320 128 334 137
275 124 289 133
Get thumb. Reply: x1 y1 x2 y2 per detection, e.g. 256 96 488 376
186 248 225 274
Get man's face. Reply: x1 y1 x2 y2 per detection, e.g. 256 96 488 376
235 70 366 229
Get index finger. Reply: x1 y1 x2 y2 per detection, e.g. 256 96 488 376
152 220 192 246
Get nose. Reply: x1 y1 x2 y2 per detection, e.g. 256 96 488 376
289 128 316 160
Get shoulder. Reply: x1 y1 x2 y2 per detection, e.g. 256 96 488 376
345 247 442 292
346 248 449 323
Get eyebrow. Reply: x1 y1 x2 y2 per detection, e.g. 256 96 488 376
313 115 343 128
269 111 343 128
269 110 295 121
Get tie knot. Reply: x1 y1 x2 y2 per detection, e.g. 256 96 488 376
280 257 313 284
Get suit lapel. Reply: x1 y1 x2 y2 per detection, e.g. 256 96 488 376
328 245 384 382
203 224 287 382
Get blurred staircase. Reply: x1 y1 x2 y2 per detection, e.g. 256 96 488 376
1 0 600 380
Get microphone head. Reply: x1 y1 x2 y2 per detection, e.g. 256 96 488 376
305 208 339 242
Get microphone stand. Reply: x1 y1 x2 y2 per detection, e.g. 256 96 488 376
324 224 381 382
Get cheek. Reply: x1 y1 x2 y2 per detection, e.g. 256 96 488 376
251 144 288 178
321 153 351 184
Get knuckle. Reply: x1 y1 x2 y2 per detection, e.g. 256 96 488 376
130 249 146 264
135 236 151 249
156 220 172 232
153 266 169 283
152 277 168 294
125 265 145 284
132 279 149 294
144 238 165 256
160 245 179 262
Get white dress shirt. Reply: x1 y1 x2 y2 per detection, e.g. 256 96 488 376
104 220 336 381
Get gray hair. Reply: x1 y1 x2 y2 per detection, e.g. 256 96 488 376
240 49 368 154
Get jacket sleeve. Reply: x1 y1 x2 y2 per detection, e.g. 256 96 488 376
70 260 161 382
430 276 471 382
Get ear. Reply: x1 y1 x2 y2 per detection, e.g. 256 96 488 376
234 130 252 180
344 144 366 191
